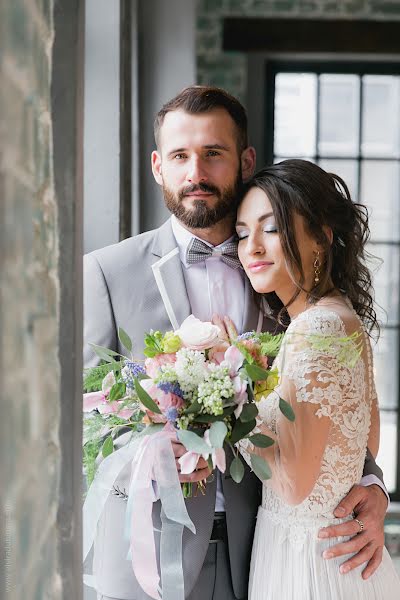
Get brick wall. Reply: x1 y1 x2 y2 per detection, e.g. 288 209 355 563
196 0 400 102
0 1 63 598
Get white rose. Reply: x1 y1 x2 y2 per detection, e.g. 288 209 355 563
176 315 221 351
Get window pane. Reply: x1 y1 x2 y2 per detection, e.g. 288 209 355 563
376 410 398 493
318 75 360 157
274 73 317 157
373 328 399 410
361 75 400 158
367 243 400 326
318 159 358 201
360 161 400 242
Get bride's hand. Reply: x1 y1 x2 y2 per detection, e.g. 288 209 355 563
212 314 238 343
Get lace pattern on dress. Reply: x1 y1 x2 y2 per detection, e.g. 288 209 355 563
238 307 373 548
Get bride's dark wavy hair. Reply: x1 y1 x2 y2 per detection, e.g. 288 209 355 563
243 159 379 335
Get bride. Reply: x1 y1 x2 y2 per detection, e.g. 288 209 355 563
233 159 400 599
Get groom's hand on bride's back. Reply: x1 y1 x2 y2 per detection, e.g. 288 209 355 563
318 484 387 579
171 440 212 483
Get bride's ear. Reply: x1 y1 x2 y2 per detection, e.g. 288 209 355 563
322 225 333 246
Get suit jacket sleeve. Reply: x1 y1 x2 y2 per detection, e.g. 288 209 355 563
84 253 117 368
363 448 384 484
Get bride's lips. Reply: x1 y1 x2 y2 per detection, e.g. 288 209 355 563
247 261 274 272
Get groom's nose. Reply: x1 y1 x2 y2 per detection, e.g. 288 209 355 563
186 156 208 184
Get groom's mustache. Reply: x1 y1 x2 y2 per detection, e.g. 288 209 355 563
179 182 221 199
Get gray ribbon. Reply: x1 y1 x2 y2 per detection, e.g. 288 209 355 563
186 237 241 270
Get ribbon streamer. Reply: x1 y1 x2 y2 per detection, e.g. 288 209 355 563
83 427 195 600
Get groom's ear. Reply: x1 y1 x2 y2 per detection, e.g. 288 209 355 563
241 146 256 181
151 151 163 185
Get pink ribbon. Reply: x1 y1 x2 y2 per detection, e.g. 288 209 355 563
125 425 195 600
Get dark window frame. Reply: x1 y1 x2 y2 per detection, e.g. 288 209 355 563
265 60 400 501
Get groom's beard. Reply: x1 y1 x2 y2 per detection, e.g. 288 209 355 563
162 173 244 229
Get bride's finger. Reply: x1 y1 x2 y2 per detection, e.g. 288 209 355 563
224 316 238 341
212 314 229 342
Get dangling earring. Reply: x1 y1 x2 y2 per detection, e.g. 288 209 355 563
313 251 321 285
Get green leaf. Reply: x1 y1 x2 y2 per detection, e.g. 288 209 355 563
108 382 126 402
184 400 202 415
134 378 161 414
177 430 210 454
245 364 270 382
83 362 115 392
143 348 158 358
230 418 256 444
102 435 114 458
118 327 132 353
250 453 272 481
279 396 295 422
248 433 275 448
230 456 245 483
89 343 120 363
209 421 228 449
144 423 165 435
239 403 259 422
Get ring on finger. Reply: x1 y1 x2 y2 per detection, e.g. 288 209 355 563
354 518 364 533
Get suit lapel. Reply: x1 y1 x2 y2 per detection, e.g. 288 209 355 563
242 277 264 333
151 220 191 330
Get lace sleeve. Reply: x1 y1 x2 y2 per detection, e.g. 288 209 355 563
239 309 364 505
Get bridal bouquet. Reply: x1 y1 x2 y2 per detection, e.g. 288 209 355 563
83 315 293 495
83 315 294 600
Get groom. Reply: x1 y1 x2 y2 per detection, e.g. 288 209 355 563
84 85 388 600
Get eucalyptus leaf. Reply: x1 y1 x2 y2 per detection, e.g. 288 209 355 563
250 453 272 481
144 423 165 435
134 378 161 414
245 364 270 382
109 382 126 402
102 435 114 458
230 456 245 483
177 430 210 454
279 396 295 422
184 400 202 415
209 421 228 449
118 327 132 353
89 343 120 363
239 403 259 422
230 418 256 444
248 433 275 448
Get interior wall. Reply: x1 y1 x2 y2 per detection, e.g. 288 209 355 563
138 0 197 232
0 0 83 597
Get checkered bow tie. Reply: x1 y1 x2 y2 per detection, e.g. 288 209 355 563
186 237 242 270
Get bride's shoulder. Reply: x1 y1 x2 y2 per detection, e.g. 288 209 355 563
288 306 347 337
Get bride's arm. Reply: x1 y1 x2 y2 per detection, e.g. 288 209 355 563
247 370 332 506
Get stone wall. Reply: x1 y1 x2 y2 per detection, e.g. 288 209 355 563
0 1 83 598
196 0 400 102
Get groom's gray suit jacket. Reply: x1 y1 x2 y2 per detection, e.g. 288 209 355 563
84 218 384 600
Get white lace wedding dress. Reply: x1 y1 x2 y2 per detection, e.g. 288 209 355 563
239 302 400 600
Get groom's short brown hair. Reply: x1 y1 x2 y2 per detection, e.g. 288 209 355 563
154 85 249 154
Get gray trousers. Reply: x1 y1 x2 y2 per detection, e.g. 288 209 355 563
97 537 240 600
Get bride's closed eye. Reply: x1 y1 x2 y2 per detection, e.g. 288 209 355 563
236 225 278 240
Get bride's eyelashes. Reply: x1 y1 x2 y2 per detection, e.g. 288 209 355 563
236 225 278 240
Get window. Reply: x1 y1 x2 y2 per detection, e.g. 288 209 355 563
266 62 400 499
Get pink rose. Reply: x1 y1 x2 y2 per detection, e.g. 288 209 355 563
145 353 176 378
